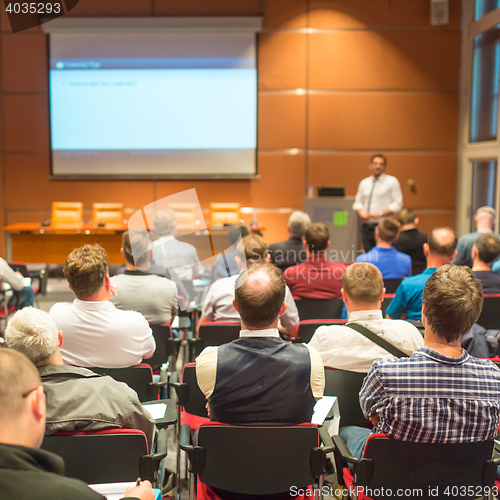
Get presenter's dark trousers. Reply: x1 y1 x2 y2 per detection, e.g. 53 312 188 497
361 223 377 253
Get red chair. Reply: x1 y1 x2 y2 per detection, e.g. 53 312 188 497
333 433 498 500
181 421 334 500
41 428 167 486
294 319 347 343
8 261 48 306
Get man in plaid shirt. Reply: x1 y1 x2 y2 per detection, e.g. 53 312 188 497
340 264 500 458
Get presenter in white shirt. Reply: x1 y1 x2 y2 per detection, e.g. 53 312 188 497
352 154 403 252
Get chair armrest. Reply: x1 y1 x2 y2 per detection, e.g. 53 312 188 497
332 435 360 466
139 428 168 485
319 426 335 454
171 382 189 407
151 428 168 462
179 424 193 452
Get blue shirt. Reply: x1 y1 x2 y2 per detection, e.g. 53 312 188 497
361 347 500 443
356 246 411 279
385 267 437 320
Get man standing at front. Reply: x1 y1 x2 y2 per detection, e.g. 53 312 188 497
353 155 403 252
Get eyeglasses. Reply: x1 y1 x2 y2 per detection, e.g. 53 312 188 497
22 385 46 398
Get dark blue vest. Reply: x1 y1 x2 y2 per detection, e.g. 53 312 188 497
209 336 315 425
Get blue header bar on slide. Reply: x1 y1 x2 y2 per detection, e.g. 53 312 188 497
50 57 255 70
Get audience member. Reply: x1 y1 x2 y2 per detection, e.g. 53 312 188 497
49 244 155 368
0 349 154 500
340 265 500 460
214 222 250 279
355 218 411 278
353 154 403 252
268 211 311 273
151 207 200 280
471 233 500 294
111 230 178 324
199 235 300 337
0 257 35 309
309 263 423 372
393 208 428 275
453 206 498 267
283 223 346 298
5 307 156 448
386 227 457 321
197 262 324 425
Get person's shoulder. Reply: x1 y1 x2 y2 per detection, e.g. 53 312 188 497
284 262 302 277
49 301 73 315
110 304 149 324
269 240 286 251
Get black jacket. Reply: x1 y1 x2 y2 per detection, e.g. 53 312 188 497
269 237 307 273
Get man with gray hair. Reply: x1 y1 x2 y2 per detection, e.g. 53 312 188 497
453 206 498 267
151 207 200 280
269 210 311 273
5 307 156 449
0 348 154 500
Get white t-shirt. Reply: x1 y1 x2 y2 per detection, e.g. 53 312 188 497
49 299 155 368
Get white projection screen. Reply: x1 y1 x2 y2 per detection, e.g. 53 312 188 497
44 18 261 178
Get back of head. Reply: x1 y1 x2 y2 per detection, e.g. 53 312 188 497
288 211 311 238
427 227 458 257
234 262 286 329
236 234 269 265
397 208 416 226
153 208 177 237
475 233 500 264
0 349 41 425
423 264 483 342
228 222 250 247
342 262 384 305
64 244 108 299
5 307 59 367
476 206 496 228
377 218 399 243
122 229 151 267
305 223 329 253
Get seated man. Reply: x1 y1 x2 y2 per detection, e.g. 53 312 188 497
49 244 155 368
196 261 324 425
284 223 346 298
5 307 156 448
0 348 154 500
386 227 457 321
340 265 500 459
199 235 300 338
471 233 500 294
214 222 250 279
0 256 35 308
111 229 178 324
269 211 311 273
393 208 428 276
151 207 200 281
356 218 411 279
309 263 423 372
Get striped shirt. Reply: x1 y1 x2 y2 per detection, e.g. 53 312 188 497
361 347 500 443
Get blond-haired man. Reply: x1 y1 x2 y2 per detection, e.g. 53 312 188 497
199 235 300 337
309 263 423 372
49 244 155 368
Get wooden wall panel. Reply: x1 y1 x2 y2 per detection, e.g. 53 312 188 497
416 212 455 233
309 31 461 90
307 152 457 209
153 0 262 17
258 93 306 149
258 33 307 90
3 95 49 152
251 153 305 206
2 33 48 92
308 92 459 150
263 0 307 29
309 0 461 29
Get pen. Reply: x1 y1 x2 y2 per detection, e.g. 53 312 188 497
136 478 141 486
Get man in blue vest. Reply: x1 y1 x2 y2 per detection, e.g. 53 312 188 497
196 262 324 425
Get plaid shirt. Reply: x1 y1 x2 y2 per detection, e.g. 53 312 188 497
361 347 500 443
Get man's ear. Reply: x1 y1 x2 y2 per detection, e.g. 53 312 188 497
265 252 271 263
104 274 111 288
303 239 307 251
31 385 45 421
423 243 429 256
235 256 245 270
58 330 63 348
471 245 478 260
120 247 125 260
278 301 288 316
414 217 419 225
379 287 386 303
232 298 239 313
452 250 457 260
375 229 379 239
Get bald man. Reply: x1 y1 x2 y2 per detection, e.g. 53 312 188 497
0 349 154 500
386 227 458 321
196 262 324 426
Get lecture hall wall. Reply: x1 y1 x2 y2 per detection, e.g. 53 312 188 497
0 0 460 257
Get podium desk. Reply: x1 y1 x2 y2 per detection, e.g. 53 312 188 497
304 196 359 262
4 223 236 265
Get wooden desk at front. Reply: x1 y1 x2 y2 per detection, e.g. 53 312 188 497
3 223 233 265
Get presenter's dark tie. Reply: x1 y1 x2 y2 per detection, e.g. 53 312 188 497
366 178 377 213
